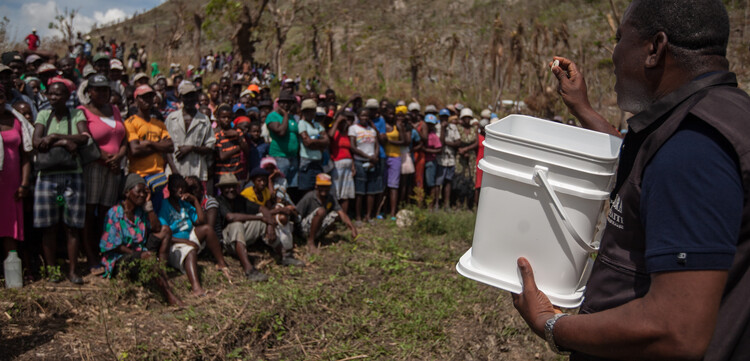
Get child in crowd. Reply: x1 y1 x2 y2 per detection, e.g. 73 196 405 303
214 105 249 183
423 114 443 209
12 101 34 125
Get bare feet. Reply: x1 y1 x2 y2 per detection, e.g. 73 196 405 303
306 242 319 255
217 266 232 284
167 294 185 307
192 287 207 297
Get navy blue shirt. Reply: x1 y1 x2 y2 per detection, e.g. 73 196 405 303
642 117 742 273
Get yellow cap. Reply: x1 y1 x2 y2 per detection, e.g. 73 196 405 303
315 173 332 186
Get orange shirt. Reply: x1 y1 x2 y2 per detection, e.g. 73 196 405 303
124 114 170 176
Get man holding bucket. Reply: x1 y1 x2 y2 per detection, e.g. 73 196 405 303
512 1 750 360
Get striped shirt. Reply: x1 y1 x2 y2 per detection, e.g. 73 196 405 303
215 128 246 177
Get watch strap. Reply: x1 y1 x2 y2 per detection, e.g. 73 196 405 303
544 313 571 355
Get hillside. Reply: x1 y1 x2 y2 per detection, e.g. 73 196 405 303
91 0 750 127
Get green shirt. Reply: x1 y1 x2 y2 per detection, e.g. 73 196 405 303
35 108 86 175
265 111 299 158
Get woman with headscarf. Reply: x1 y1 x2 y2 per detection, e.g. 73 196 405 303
100 173 183 306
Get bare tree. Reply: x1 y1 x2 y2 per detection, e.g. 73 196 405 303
48 7 78 46
205 0 271 65
193 11 204 65
165 1 188 64
269 0 302 76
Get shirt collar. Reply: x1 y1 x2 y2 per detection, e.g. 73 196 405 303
627 71 738 133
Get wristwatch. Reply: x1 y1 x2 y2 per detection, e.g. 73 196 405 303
544 313 571 355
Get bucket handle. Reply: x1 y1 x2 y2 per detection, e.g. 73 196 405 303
533 166 599 253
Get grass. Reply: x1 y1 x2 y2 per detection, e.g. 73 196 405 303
0 209 559 360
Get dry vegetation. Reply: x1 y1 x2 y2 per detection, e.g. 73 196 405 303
5 1 750 127
71 0 749 127
1 209 563 360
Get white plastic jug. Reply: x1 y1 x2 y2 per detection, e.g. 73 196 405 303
4 250 22 289
456 115 622 308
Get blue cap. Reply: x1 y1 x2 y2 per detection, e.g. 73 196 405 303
425 114 438 124
248 106 260 114
439 109 450 116
491 113 498 119
233 104 247 113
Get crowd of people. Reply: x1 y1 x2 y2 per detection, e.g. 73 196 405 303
0 33 507 304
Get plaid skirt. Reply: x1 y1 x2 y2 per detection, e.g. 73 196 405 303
34 173 86 228
84 162 122 207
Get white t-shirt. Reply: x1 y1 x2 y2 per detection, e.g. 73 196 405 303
348 123 377 161
298 119 324 160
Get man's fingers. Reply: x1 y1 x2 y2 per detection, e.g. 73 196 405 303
566 60 581 79
551 66 567 82
517 257 538 293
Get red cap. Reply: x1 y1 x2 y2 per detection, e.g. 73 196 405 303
47 76 74 93
234 116 251 125
134 84 154 98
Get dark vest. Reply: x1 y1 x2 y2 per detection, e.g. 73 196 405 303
572 72 750 361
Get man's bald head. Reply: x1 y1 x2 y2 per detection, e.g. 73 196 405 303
625 0 729 71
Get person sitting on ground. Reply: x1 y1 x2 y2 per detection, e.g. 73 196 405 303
241 166 299 242
185 175 220 244
99 174 182 306
158 174 230 296
297 173 357 253
216 174 302 281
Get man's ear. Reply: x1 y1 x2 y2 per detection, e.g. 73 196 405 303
646 32 668 68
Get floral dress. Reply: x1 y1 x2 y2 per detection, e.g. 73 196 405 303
100 204 148 278
454 124 478 206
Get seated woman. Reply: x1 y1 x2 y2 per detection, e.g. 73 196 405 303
158 174 230 296
100 174 182 306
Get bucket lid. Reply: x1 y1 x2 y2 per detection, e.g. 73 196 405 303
485 115 622 161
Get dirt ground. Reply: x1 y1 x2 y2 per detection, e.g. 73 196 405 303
0 210 562 361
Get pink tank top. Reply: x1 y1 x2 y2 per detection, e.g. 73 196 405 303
77 105 126 155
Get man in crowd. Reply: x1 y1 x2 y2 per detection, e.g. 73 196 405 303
297 173 357 253
25 29 40 52
512 1 750 360
165 81 215 185
124 85 174 212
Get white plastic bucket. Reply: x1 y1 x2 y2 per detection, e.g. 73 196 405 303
456 115 622 308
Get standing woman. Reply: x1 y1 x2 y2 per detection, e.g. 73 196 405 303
32 81 91 284
454 108 479 209
78 74 127 274
328 111 355 214
0 84 32 264
383 106 410 220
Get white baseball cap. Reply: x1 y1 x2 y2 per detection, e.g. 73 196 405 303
460 108 474 119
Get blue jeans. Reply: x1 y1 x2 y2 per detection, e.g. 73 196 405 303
274 156 299 188
298 158 323 191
